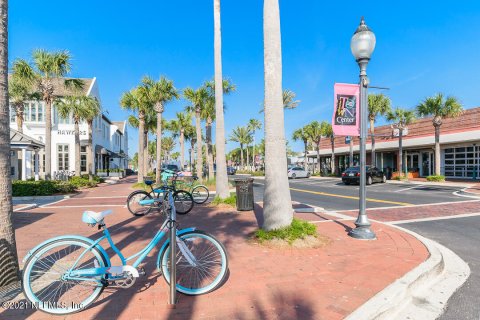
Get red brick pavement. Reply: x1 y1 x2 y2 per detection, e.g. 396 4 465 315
2 179 428 320
465 184 480 195
339 200 480 222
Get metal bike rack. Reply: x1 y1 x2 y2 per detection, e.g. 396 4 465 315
168 191 177 307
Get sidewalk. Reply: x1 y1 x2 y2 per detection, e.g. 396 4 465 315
2 178 429 320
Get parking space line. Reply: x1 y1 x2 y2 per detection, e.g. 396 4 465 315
289 187 413 206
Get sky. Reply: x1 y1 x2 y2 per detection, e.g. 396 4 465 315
9 1 480 157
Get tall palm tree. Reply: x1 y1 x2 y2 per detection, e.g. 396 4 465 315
140 76 179 183
416 93 463 176
161 136 175 161
168 112 193 169
0 0 20 288
323 123 336 175
12 51 83 180
81 97 101 181
184 86 209 179
229 126 250 169
204 79 235 180
368 93 391 167
248 118 262 170
387 108 416 177
305 120 328 174
57 95 100 176
262 0 292 231
292 126 309 170
121 87 151 182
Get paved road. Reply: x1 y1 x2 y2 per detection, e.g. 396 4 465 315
401 216 480 320
252 177 471 211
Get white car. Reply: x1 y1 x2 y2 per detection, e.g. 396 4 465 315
288 166 310 179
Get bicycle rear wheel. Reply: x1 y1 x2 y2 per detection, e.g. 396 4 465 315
191 185 209 204
127 190 153 216
160 230 228 295
22 238 108 315
173 190 194 214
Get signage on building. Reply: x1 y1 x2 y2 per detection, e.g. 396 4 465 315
57 130 87 136
332 83 360 136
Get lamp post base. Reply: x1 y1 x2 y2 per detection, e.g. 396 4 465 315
348 226 376 240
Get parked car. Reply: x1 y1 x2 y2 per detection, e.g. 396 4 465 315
341 166 386 185
227 166 237 175
287 166 310 179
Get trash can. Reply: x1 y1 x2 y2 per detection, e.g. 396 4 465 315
234 178 254 211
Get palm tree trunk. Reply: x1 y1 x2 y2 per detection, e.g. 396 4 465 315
316 144 320 174
15 105 23 133
246 145 250 170
87 120 93 181
0 0 20 286
331 136 335 175
303 140 308 171
195 110 203 179
180 130 185 170
240 144 244 169
155 112 162 184
370 119 375 166
143 131 148 175
74 119 81 176
262 0 292 230
45 100 52 180
137 114 145 182
214 0 230 198
252 133 256 171
434 125 441 175
206 119 214 180
398 130 403 177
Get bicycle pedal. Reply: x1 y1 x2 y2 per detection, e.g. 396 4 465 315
138 267 146 276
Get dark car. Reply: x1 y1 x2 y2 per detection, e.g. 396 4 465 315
341 166 386 185
227 166 236 175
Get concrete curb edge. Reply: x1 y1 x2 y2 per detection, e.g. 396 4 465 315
13 204 38 212
346 222 470 320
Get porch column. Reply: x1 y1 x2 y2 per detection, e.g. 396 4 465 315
34 149 39 181
380 152 384 170
21 148 27 181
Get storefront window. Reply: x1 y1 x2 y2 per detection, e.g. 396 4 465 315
57 144 70 171
81 146 87 172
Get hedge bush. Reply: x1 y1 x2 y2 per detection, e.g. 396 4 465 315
12 180 76 197
69 176 97 188
426 175 445 182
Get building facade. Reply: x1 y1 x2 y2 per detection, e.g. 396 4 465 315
9 77 128 180
306 107 480 179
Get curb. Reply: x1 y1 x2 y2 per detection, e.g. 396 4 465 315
13 194 71 202
345 222 470 320
13 204 38 212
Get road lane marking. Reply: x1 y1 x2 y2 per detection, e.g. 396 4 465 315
289 187 413 206
395 185 424 192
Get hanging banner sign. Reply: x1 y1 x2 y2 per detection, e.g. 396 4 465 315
332 83 360 136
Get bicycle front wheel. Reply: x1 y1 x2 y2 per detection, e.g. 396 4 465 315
127 190 153 216
191 185 209 204
173 190 194 214
160 230 228 295
22 238 108 315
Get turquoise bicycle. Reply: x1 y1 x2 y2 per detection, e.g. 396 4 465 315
22 190 228 315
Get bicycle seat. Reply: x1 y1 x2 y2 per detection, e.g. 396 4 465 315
82 210 113 225
144 180 155 186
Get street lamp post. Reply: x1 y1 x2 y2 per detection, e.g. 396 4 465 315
348 17 376 240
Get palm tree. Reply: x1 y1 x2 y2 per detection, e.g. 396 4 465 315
229 126 250 169
80 97 101 181
387 108 416 177
292 126 309 171
8 76 39 133
168 112 193 170
140 76 179 183
305 120 328 174
56 95 100 177
416 93 463 176
262 0 292 231
11 51 83 180
323 123 336 175
171 152 180 161
248 118 262 170
161 136 175 161
184 86 209 179
368 93 391 167
121 87 151 182
0 0 20 288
